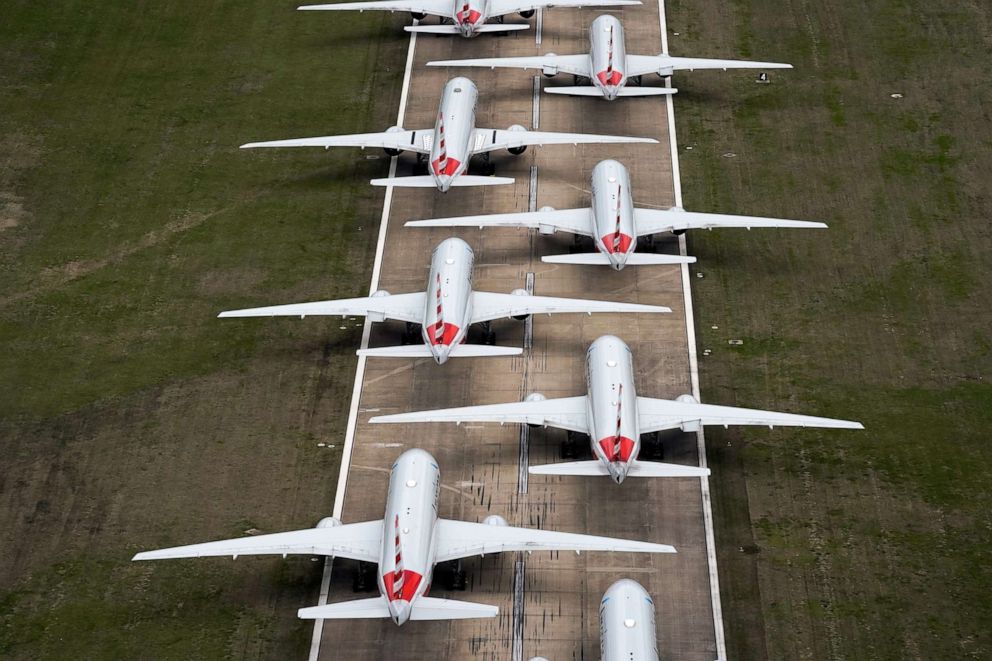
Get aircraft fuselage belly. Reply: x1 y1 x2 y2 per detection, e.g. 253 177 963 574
430 77 479 189
590 15 628 99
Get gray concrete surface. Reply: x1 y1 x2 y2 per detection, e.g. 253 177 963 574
318 5 719 659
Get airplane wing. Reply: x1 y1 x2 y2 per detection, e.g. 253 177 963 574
240 129 433 154
218 292 425 324
132 520 383 563
434 519 675 562
633 208 827 235
428 54 590 77
636 396 864 434
489 0 640 17
405 207 595 236
625 54 792 77
471 127 655 155
298 0 453 18
369 395 590 433
469 291 669 322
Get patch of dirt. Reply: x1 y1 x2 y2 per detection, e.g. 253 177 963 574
0 192 29 231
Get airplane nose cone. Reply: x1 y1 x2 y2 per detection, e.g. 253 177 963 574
607 461 628 484
432 344 451 364
388 599 412 625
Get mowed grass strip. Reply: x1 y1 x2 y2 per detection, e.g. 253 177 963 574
667 0 992 658
1 0 406 658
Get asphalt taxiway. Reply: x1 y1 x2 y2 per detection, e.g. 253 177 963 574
310 3 724 659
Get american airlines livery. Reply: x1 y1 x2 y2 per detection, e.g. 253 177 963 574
372 335 864 483
218 238 672 364
406 159 826 269
429 15 792 99
133 449 676 625
299 0 641 37
241 77 657 191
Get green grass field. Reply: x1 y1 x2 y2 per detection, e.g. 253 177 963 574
668 0 992 658
0 1 406 658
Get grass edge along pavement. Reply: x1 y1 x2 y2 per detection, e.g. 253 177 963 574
667 0 992 658
0 2 408 659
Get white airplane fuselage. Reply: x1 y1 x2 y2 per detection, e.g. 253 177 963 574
600 579 660 661
585 334 641 483
451 0 490 36
590 159 638 270
421 237 475 363
430 77 479 191
376 448 442 625
589 15 629 100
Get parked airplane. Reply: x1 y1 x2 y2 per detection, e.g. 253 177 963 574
218 239 671 364
298 0 640 37
133 449 676 624
406 159 826 269
428 15 792 99
240 77 656 191
372 335 863 483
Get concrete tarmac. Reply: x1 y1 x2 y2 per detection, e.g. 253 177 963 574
317 4 719 659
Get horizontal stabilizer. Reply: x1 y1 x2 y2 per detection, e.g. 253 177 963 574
405 23 529 33
357 344 522 358
544 86 678 97
298 596 499 620
370 175 515 187
529 460 710 477
541 252 695 266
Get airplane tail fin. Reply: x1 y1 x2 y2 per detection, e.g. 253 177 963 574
529 460 710 477
357 344 522 358
541 253 695 266
405 24 529 34
370 175 515 188
544 86 678 97
298 596 498 620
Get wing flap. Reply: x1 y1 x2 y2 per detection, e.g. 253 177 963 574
299 0 453 15
132 521 383 563
218 292 425 324
634 208 827 235
470 291 670 323
489 0 640 15
240 129 431 154
435 519 675 562
370 395 590 433
636 396 865 434
405 207 594 236
626 54 792 77
473 128 656 155
428 54 590 76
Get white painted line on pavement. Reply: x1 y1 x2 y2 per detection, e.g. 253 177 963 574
658 4 728 660
307 22 420 661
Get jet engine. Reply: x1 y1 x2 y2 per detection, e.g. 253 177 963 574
410 11 427 19
506 124 528 155
541 55 559 77
483 515 508 526
370 289 391 297
383 126 405 156
656 65 675 78
316 517 342 528
537 206 556 234
676 394 698 404
519 9 535 18
525 392 546 427
511 287 530 320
